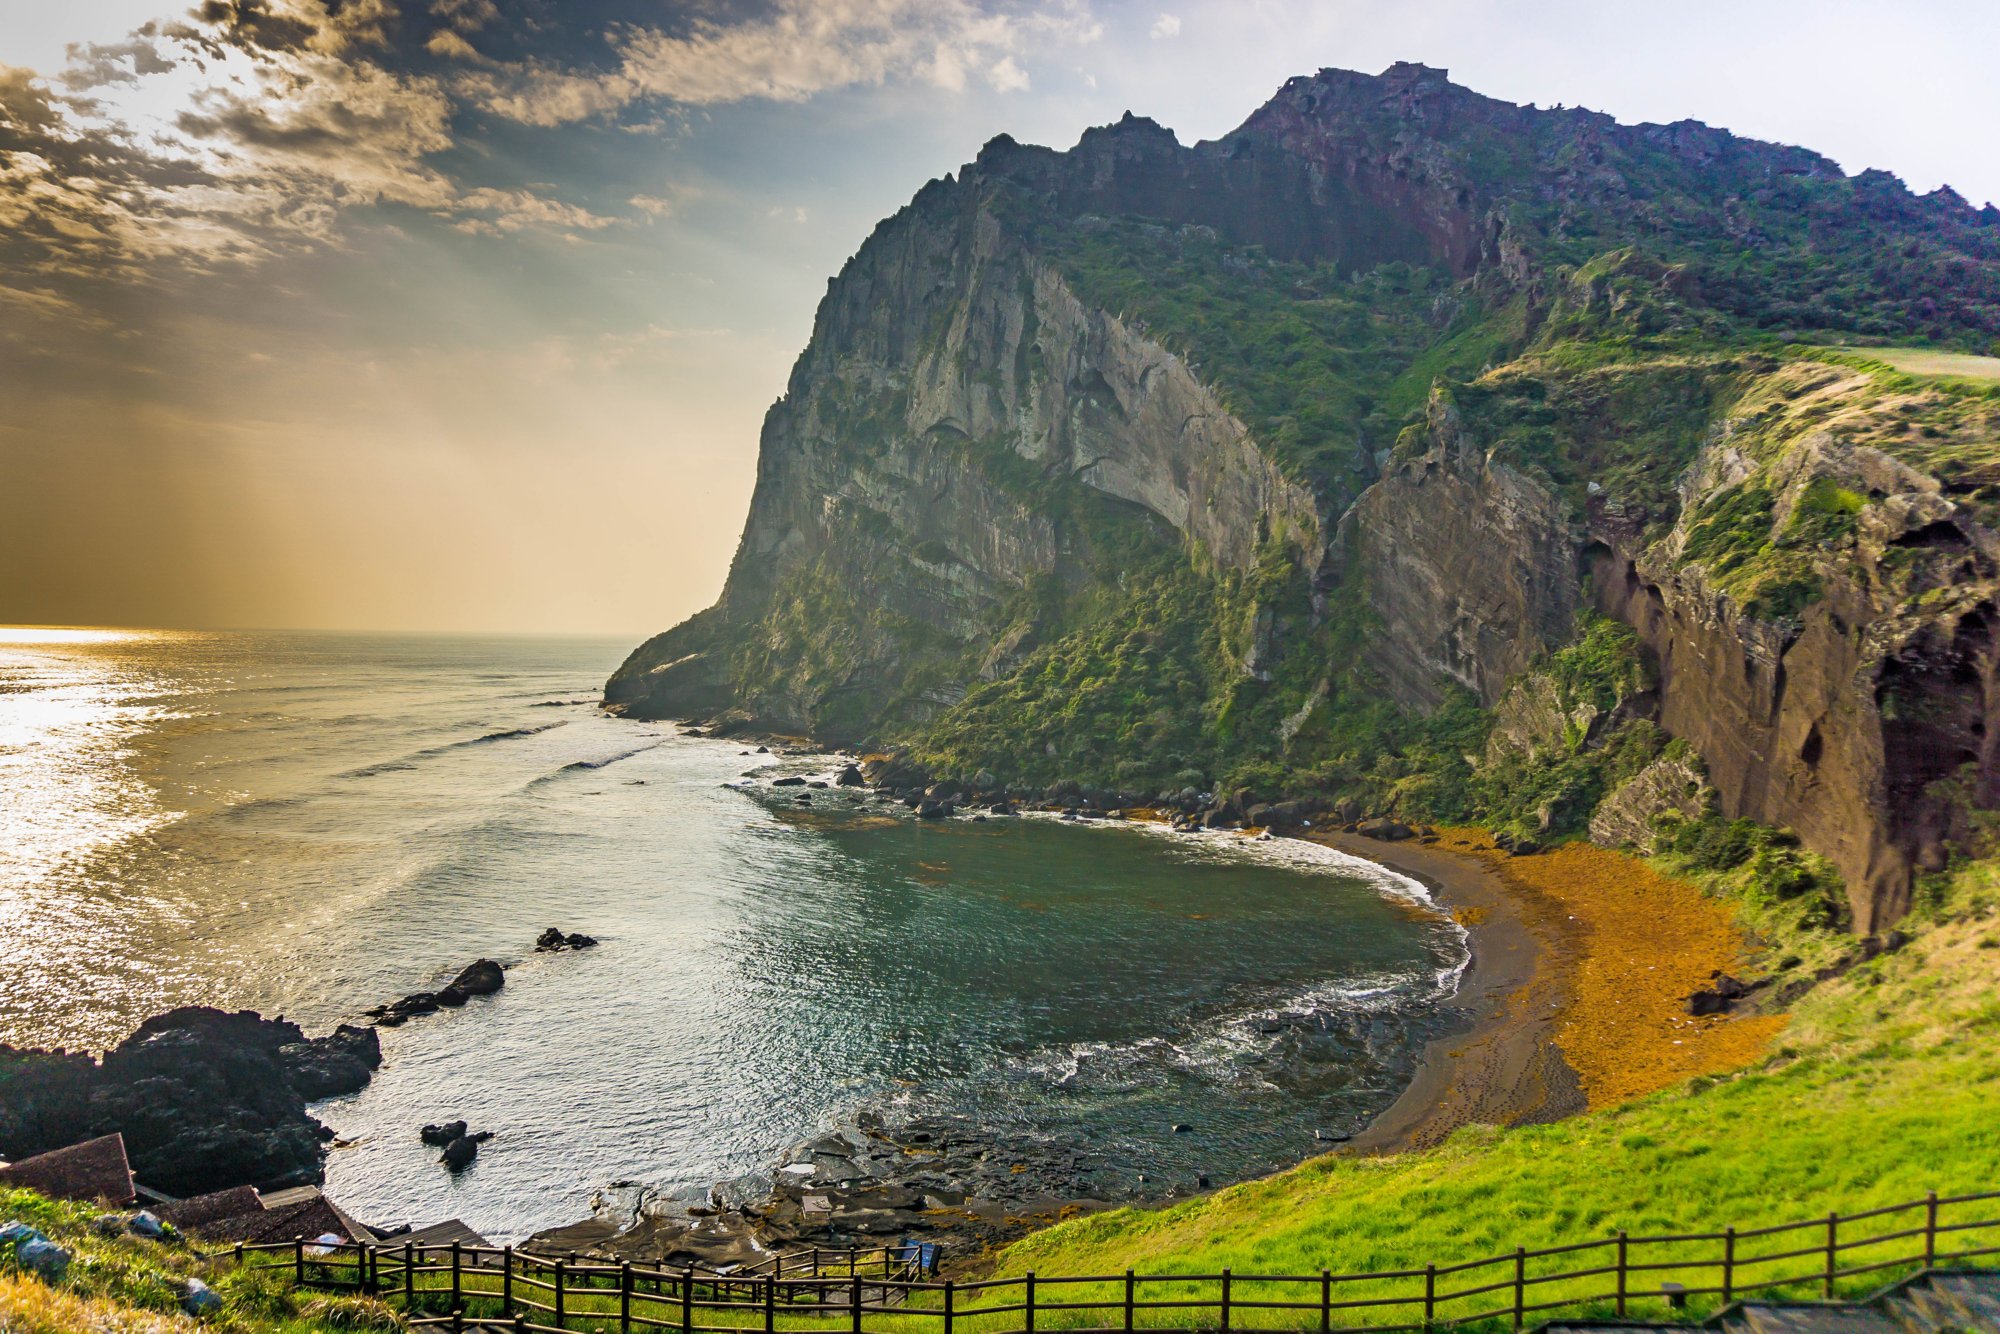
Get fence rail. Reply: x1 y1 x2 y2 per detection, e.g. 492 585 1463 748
237 1189 2000 1334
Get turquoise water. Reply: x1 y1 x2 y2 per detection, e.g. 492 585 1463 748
0 629 1462 1240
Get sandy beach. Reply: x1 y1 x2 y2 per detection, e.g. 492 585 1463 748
1315 828 1787 1154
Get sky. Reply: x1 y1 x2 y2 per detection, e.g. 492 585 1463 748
2 1 1997 636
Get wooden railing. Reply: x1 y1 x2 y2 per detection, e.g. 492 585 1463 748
237 1189 2000 1333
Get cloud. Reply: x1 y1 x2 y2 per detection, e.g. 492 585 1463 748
988 56 1029 92
424 28 488 62
1150 14 1181 39
0 0 1103 299
450 186 617 236
462 0 1100 125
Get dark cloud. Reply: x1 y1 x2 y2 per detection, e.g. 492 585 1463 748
193 0 324 53
59 32 176 90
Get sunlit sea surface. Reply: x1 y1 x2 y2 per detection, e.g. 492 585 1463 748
0 629 1464 1240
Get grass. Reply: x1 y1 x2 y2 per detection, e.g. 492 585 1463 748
987 904 2000 1325
1862 347 2000 383
12 862 1994 1334
0 1186 397 1334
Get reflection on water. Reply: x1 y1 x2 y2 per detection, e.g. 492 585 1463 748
0 631 1460 1240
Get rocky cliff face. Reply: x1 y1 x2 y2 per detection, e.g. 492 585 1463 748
608 146 1322 741
612 63 2000 930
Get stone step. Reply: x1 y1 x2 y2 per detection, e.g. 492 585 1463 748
1719 1304 1903 1334
1919 1272 2000 1331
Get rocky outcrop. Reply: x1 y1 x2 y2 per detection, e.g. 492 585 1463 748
1589 750 1713 853
1589 477 1999 931
608 168 1320 739
0 1008 372 1196
612 63 2000 930
1342 392 1583 711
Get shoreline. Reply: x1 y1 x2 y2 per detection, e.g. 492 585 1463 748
1308 829 1588 1153
529 747 1782 1265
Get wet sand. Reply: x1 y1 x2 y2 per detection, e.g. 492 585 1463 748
1311 828 1785 1154
1312 830 1587 1153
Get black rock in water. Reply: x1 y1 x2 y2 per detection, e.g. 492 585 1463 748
421 1120 468 1146
279 1024 382 1101
0 1007 369 1196
439 1130 493 1172
451 959 506 996
536 928 597 952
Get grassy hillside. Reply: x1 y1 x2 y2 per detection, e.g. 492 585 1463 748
990 859 2000 1319
0 1187 394 1334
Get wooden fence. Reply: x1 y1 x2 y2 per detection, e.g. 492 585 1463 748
237 1188 2000 1334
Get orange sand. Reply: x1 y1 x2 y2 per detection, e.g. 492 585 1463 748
1439 829 1789 1109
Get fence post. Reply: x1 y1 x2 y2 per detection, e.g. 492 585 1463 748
764 1274 777 1334
1616 1232 1628 1318
503 1246 513 1316
1221 1269 1232 1334
812 1248 820 1279
296 1236 306 1287
683 1266 695 1334
405 1244 416 1308
1513 1246 1526 1331
236 1241 245 1270
621 1261 633 1334
945 1278 956 1334
1926 1192 1940 1269
1320 1269 1331 1334
555 1258 567 1330
1125 1270 1136 1333
1723 1227 1737 1305
452 1242 463 1310
851 1268 863 1334
1424 1263 1436 1329
1825 1212 1838 1298
1025 1272 1037 1334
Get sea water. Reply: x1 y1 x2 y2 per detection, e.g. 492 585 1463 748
0 628 1463 1239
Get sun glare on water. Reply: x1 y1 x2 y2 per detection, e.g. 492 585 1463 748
0 626 150 646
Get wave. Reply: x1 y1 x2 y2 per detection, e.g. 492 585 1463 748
342 721 568 779
1009 963 1447 1098
523 742 661 789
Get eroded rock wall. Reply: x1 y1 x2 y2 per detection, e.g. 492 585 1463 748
608 177 1319 737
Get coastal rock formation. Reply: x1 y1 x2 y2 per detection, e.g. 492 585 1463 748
0 1008 375 1196
610 62 2000 930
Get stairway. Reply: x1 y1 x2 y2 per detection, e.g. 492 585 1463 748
1545 1269 2000 1334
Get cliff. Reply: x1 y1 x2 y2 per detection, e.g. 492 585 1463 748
610 63 2000 932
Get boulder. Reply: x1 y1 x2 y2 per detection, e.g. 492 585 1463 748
565 932 598 949
836 764 866 786
915 800 954 820
772 776 807 787
440 1134 487 1172
277 1025 382 1100
536 928 598 952
1356 818 1415 841
182 1277 224 1316
0 1224 70 1283
450 959 506 996
420 1120 468 1146
1685 990 1731 1017
0 1007 345 1197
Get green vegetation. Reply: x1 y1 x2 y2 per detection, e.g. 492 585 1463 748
991 902 2000 1322
1030 216 1519 496
0 1189 394 1334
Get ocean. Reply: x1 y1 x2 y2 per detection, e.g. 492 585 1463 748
0 628 1464 1240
